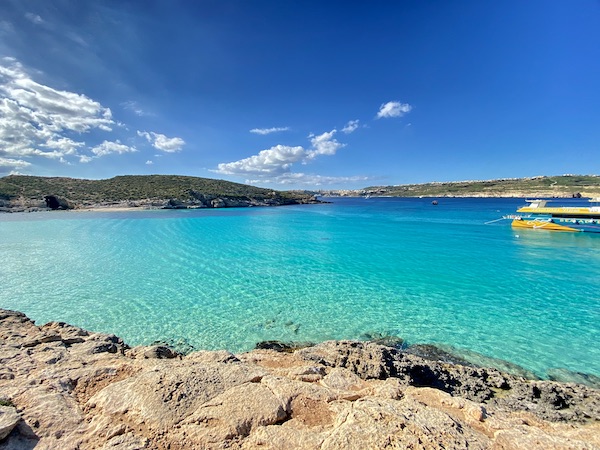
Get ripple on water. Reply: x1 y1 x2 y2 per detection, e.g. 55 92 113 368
1 199 599 379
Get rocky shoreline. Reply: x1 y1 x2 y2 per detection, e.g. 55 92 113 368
1 310 599 449
0 195 322 214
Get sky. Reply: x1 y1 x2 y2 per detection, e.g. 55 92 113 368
0 1 599 190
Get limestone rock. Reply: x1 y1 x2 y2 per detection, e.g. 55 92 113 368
297 340 400 379
1 309 600 449
0 405 20 440
141 345 179 359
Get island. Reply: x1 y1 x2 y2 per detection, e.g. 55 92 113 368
320 175 600 198
0 175 321 213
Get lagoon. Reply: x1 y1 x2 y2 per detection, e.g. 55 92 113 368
1 197 599 379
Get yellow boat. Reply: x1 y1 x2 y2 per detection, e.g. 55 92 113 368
510 199 600 233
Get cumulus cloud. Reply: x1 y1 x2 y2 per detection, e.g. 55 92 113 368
137 130 185 152
217 129 344 177
249 126 290 135
376 101 412 119
41 137 84 154
342 119 360 134
307 130 344 158
0 57 119 168
145 160 153 165
91 140 136 157
217 144 305 176
0 156 31 169
216 129 356 186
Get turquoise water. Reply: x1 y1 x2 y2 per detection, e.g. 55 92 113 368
1 197 599 379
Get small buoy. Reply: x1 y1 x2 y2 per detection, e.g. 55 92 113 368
431 200 438 205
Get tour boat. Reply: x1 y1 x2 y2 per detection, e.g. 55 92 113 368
510 199 600 233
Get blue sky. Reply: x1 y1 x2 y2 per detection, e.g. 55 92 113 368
1 1 599 189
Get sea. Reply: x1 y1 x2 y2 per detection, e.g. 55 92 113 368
1 197 599 381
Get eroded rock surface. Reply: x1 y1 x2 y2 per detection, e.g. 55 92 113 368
1 309 599 449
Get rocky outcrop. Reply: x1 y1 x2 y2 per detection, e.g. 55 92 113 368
43 195 74 210
0 195 322 212
1 309 599 449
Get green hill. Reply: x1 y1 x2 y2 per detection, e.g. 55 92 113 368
0 175 318 211
339 175 600 198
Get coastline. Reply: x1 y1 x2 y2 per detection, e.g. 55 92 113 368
1 309 599 449
2 191 597 214
0 193 590 214
0 198 322 214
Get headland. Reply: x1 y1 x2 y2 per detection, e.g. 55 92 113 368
0 175 320 213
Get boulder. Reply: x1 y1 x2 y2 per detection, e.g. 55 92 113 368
0 405 20 440
142 345 179 359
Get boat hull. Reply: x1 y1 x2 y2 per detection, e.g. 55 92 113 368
511 218 600 233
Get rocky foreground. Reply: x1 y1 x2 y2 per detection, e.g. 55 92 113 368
1 310 599 449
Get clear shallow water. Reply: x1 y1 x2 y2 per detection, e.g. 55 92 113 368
1 197 599 379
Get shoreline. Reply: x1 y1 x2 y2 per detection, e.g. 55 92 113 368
2 193 597 214
0 200 322 214
1 308 599 449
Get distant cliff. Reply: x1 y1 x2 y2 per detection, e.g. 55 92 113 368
322 175 600 198
0 175 320 212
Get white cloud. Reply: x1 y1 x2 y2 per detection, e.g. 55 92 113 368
25 13 44 25
137 130 185 152
250 126 290 135
122 101 153 117
145 160 153 165
247 173 370 186
217 144 306 176
0 58 118 167
376 101 412 119
41 137 84 155
0 156 31 169
307 130 345 158
342 120 360 134
91 140 136 157
216 129 356 186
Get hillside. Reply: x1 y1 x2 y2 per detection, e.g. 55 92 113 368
326 175 600 198
0 175 318 212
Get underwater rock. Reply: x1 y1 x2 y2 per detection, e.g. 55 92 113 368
255 340 314 353
547 368 600 390
408 343 540 380
360 331 405 349
404 344 476 366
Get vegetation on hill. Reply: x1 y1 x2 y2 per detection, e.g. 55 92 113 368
327 175 600 198
0 175 317 210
